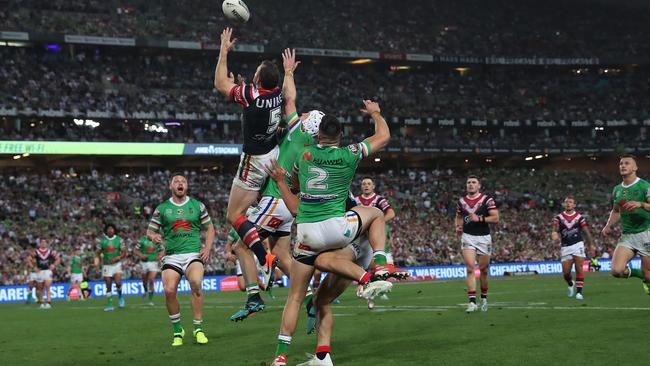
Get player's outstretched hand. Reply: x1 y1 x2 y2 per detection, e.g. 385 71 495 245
265 160 287 183
200 246 211 263
220 27 237 52
360 99 381 116
282 48 300 74
150 233 162 244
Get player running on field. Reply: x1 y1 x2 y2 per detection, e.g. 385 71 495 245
135 235 163 305
214 27 282 283
230 48 319 322
147 172 215 346
551 195 595 300
455 175 500 313
95 224 126 311
355 176 399 308
66 247 86 301
602 154 650 294
33 240 60 309
269 101 405 366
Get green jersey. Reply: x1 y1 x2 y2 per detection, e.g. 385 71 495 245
136 236 161 262
99 235 123 265
148 197 212 255
70 255 83 274
295 141 371 224
612 177 650 234
262 112 315 198
228 227 240 243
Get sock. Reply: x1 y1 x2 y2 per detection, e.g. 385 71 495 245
143 283 148 292
246 283 260 300
373 250 388 265
358 272 372 285
275 335 291 357
116 284 123 299
193 318 203 332
106 294 112 307
233 217 267 265
566 279 574 287
576 275 584 294
386 252 394 265
169 313 182 334
468 290 477 304
148 291 154 301
316 345 330 360
27 293 32 301
629 267 644 279
480 286 488 299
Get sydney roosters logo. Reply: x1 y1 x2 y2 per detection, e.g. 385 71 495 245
172 219 191 232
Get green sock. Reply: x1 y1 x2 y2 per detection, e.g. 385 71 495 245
303 293 313 308
373 250 388 265
27 293 32 301
629 268 644 279
275 335 291 357
106 296 113 307
148 291 154 301
193 319 203 333
170 313 182 334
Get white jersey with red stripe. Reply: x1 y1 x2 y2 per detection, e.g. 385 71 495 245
354 193 391 213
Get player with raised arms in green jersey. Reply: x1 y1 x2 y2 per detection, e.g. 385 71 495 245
230 49 318 322
269 100 408 366
602 154 650 294
66 247 85 301
95 224 126 311
147 172 215 347
135 235 163 306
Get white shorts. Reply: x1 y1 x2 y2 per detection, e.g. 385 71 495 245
235 259 243 276
102 263 123 278
294 212 362 264
461 233 492 256
232 146 280 191
28 272 38 282
35 270 53 283
140 261 160 273
618 229 650 257
70 273 84 283
161 253 202 275
249 196 293 234
561 242 586 262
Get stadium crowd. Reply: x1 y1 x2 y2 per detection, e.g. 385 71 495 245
2 47 650 122
2 0 650 58
0 168 622 285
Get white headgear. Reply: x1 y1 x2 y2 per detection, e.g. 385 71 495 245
302 110 325 137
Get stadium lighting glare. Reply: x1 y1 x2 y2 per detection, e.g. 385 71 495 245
525 156 534 161
389 65 412 71
73 119 100 128
534 155 543 159
22 153 30 157
374 157 381 162
125 174 130 178
594 126 604 131
13 155 21 160
348 58 373 65
144 123 168 134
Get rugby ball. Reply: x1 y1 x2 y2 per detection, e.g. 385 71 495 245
222 0 250 24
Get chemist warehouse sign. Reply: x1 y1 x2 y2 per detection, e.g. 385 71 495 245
0 259 634 303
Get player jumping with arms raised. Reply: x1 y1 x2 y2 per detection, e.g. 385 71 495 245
602 155 650 294
147 172 215 346
214 27 282 285
270 101 404 366
551 196 595 300
455 175 499 313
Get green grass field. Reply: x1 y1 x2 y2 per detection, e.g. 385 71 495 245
2 272 648 366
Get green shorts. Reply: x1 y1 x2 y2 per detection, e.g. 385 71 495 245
618 229 650 257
